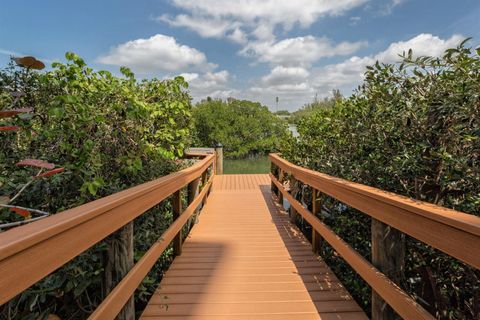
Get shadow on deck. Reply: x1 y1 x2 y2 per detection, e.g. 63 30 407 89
140 174 367 320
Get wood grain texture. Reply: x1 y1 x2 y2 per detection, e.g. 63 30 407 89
90 175 214 319
0 155 214 306
269 153 480 269
141 174 366 320
271 173 434 320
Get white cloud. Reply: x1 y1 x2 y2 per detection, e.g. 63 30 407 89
228 28 248 44
160 14 248 45
311 33 464 96
182 70 236 101
168 0 369 29
244 33 464 111
159 14 237 38
159 0 372 71
375 33 464 62
179 72 200 82
251 24 276 42
241 36 367 67
97 34 215 73
262 66 310 86
380 0 406 15
160 0 369 51
203 70 229 84
311 56 371 90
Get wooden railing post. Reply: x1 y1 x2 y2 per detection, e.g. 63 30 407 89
103 223 134 320
214 143 223 175
188 177 201 206
289 175 298 224
371 219 405 320
172 190 183 256
277 169 284 206
311 189 322 254
202 169 211 205
187 177 201 228
270 162 278 194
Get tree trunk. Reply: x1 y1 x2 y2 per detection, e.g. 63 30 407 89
103 222 135 320
371 219 405 320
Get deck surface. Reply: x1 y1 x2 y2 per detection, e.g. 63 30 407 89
141 174 367 320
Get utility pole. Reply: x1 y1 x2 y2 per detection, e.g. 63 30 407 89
275 96 279 113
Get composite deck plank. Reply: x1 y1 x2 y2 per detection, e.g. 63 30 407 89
141 174 367 320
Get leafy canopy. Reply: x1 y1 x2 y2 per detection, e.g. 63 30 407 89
192 98 290 158
282 39 479 318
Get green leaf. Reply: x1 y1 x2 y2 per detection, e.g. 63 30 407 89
87 183 97 196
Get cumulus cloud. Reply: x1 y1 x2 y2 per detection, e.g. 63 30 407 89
158 14 238 38
228 28 248 44
241 36 367 66
97 34 215 73
181 70 237 101
178 72 200 82
159 0 369 52
262 66 309 86
157 0 376 72
167 0 368 30
375 33 463 62
311 33 464 92
172 33 463 110
246 34 464 110
97 34 234 100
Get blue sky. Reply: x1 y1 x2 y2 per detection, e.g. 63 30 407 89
1 0 479 110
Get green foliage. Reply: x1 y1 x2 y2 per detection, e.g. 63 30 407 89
273 109 290 116
192 98 290 158
289 89 342 124
282 41 480 318
0 53 192 318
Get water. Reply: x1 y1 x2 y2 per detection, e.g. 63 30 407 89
223 156 270 174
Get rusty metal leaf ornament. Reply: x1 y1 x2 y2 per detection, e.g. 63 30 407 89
14 56 45 70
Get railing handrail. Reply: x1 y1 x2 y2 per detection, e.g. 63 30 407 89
269 153 480 320
269 153 480 268
0 153 215 306
185 147 215 155
90 169 215 319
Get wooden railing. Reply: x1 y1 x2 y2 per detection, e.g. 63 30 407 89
269 153 480 320
0 152 216 318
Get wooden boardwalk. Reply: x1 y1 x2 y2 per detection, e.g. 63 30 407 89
141 174 367 320
3 153 476 319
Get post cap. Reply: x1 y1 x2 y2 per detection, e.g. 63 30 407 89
213 142 223 148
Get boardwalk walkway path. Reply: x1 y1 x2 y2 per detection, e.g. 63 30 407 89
141 174 367 320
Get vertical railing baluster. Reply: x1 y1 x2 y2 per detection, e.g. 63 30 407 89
172 190 182 256
311 189 322 254
214 143 223 175
371 219 405 319
289 175 298 224
277 169 284 206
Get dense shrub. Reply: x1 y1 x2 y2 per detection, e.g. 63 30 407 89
282 40 479 318
0 53 192 318
192 98 290 158
288 89 342 125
